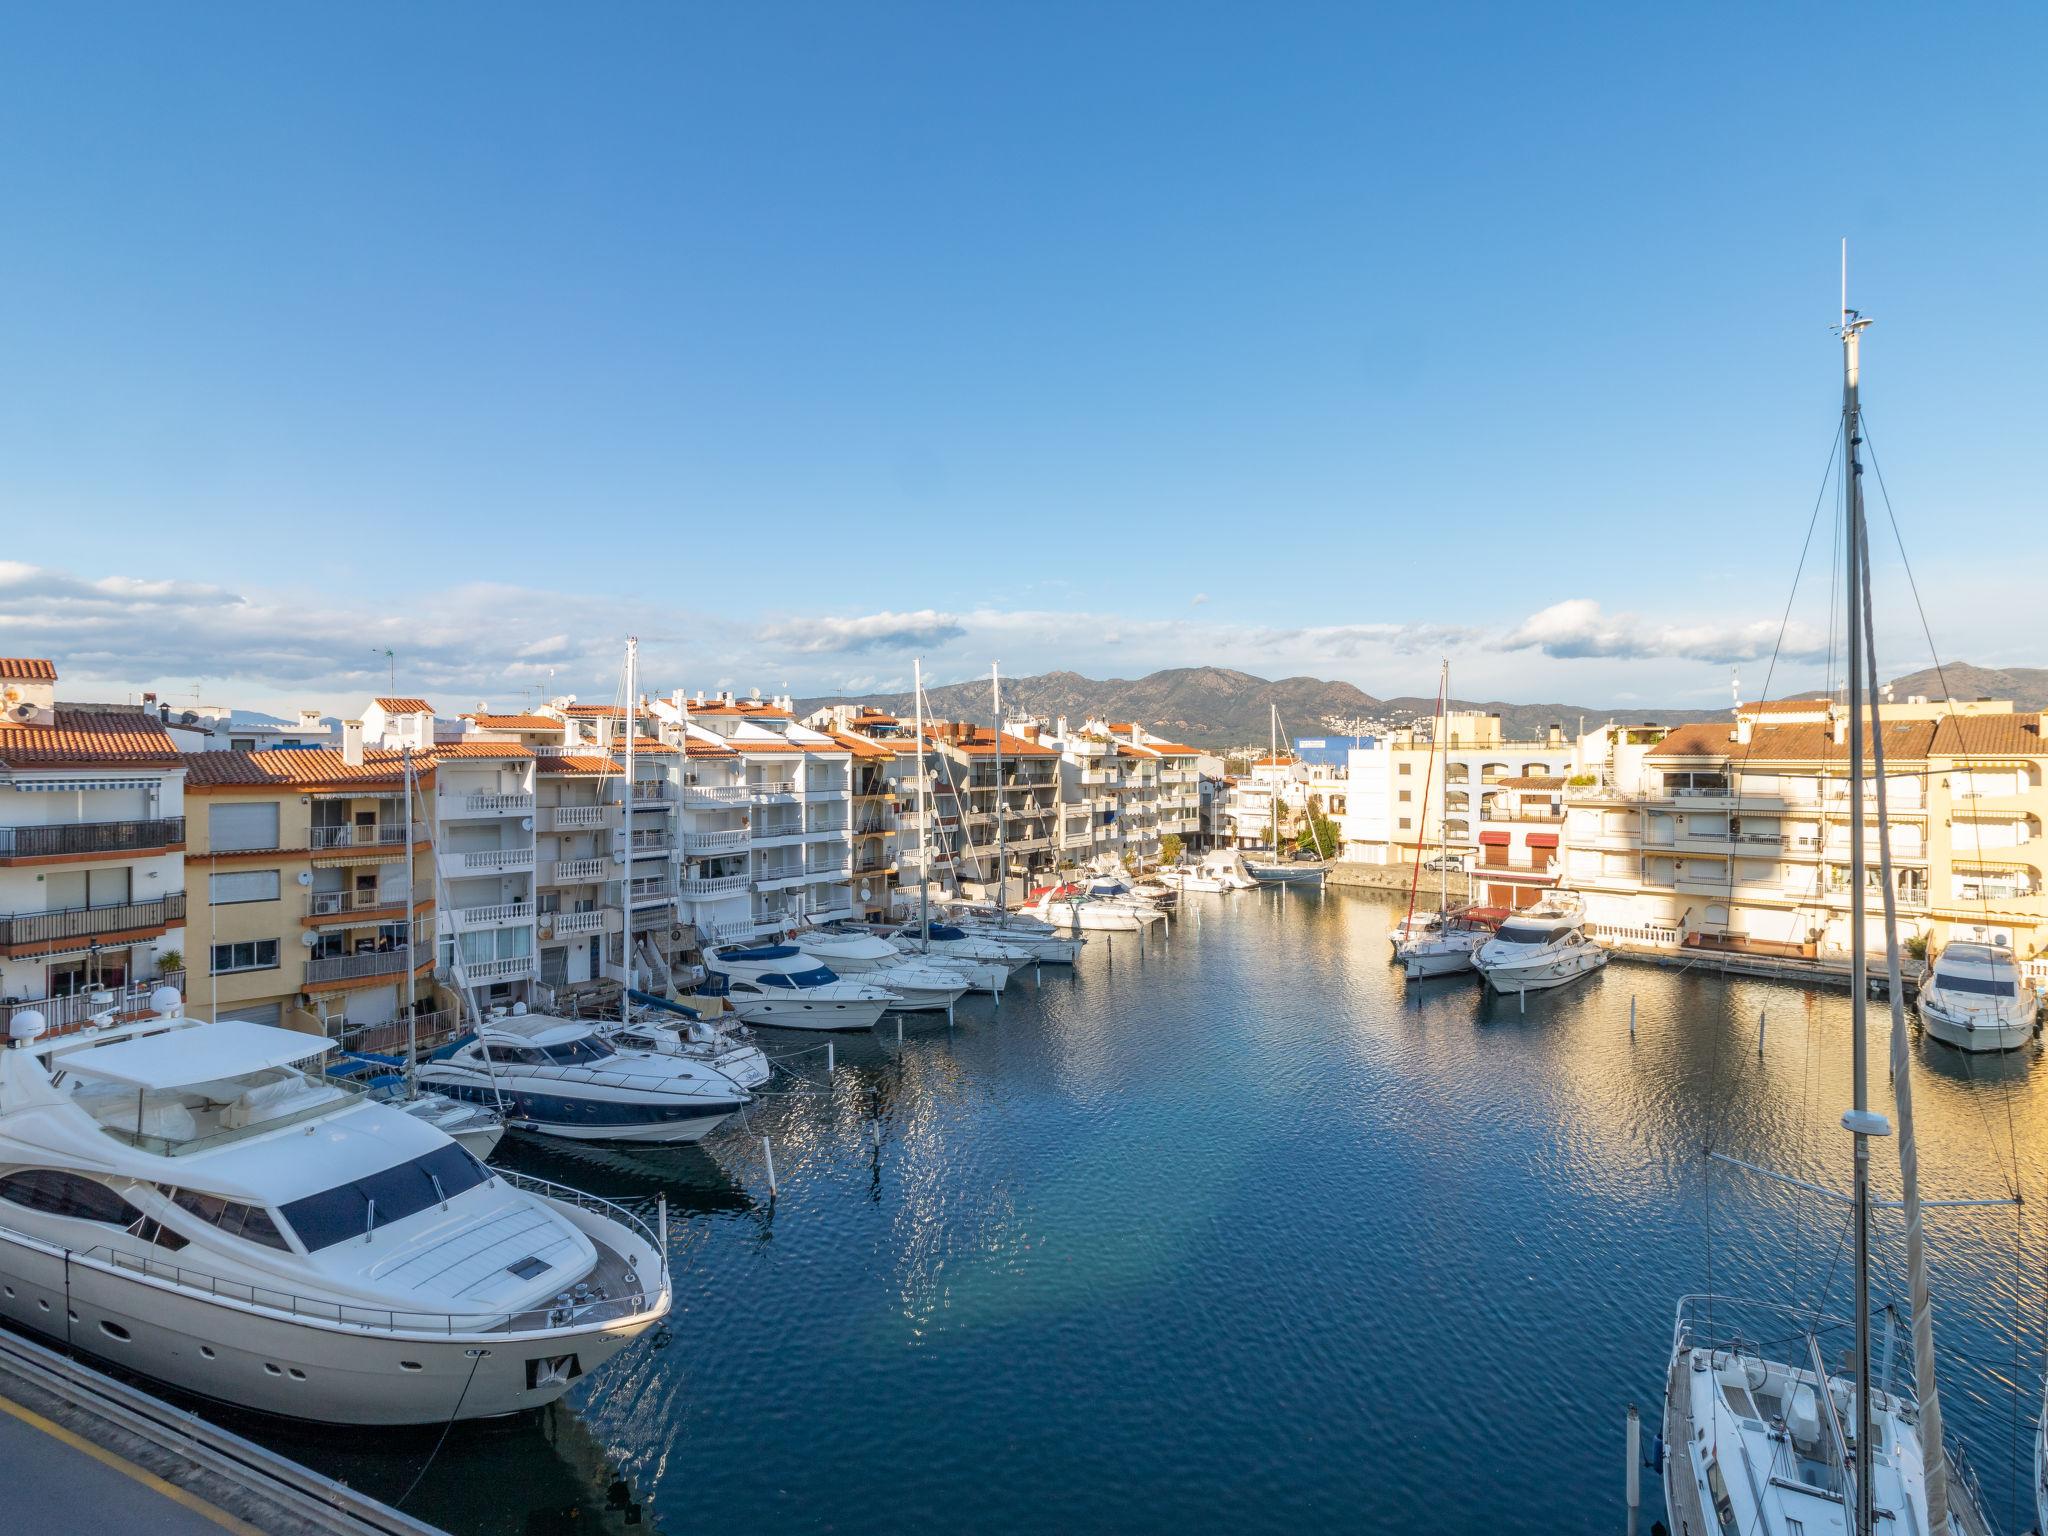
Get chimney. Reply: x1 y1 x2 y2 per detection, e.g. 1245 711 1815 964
341 720 365 766
298 708 322 730
1832 708 1847 746
1546 723 1563 749
1735 716 1753 745
1020 723 1041 743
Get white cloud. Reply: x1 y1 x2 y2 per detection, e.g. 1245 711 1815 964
1502 599 1828 665
754 610 967 656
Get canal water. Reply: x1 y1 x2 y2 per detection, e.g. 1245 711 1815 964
253 888 2048 1533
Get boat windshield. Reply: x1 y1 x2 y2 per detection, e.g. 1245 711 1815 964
537 1035 618 1064
1495 921 1559 946
759 967 839 989
1937 972 2016 998
278 1143 494 1252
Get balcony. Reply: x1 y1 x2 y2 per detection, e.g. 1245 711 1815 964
546 856 611 886
304 948 419 987
681 784 752 808
680 873 751 897
544 804 619 832
544 908 618 938
624 782 674 807
451 791 534 816
456 847 535 873
1 972 185 1038
443 900 536 932
1080 769 1116 785
682 828 749 854
0 816 185 862
0 894 188 956
748 783 800 805
626 878 672 906
305 890 408 921
804 822 848 840
752 822 805 847
450 955 536 984
311 823 423 851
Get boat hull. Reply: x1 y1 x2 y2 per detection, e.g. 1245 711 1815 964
729 996 889 1031
1917 995 2037 1053
418 1077 745 1143
0 1208 666 1425
1403 945 1476 980
1478 947 1607 994
1248 865 1325 885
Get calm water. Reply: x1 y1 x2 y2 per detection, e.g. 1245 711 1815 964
247 888 2048 1533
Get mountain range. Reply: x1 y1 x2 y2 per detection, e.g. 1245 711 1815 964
796 663 2046 753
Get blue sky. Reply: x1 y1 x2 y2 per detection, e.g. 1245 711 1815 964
2 3 2043 714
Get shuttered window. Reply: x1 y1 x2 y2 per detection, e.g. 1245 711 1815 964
209 869 280 905
208 802 279 852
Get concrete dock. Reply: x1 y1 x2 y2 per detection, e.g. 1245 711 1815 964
0 1325 443 1536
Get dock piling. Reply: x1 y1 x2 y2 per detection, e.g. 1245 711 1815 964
825 1040 834 1077
762 1136 777 1200
1626 1403 1641 1536
1758 1007 1767 1057
1629 996 1637 1038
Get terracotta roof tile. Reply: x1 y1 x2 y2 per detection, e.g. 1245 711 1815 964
425 741 533 760
824 729 897 761
1498 774 1566 789
541 754 621 777
1740 699 1832 715
0 711 184 770
1930 714 2047 757
0 658 58 681
373 697 434 715
184 746 423 791
685 701 794 719
1649 719 1934 764
464 713 562 731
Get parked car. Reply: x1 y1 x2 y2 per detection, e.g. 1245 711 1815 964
1423 854 1466 872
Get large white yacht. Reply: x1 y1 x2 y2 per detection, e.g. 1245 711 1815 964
602 997 773 1090
890 922 1030 994
703 944 896 1031
1018 884 1153 932
1472 893 1607 994
415 1011 752 1141
1157 850 1260 893
939 906 1084 964
786 929 973 1012
1916 940 2040 1054
0 1006 670 1424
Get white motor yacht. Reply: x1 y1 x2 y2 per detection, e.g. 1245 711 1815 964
416 1012 751 1141
0 1006 669 1425
1163 850 1260 893
890 922 1029 995
787 928 973 1012
1019 884 1152 932
1472 894 1607 994
324 1052 506 1160
602 998 772 1090
940 908 1084 964
1916 940 2040 1053
703 944 895 1031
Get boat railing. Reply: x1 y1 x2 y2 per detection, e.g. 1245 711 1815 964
494 1169 668 1271
72 1234 659 1337
488 1057 745 1098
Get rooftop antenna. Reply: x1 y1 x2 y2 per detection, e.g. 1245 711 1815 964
372 648 395 690
1731 668 1741 714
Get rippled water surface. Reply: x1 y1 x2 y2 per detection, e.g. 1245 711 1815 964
254 888 2048 1533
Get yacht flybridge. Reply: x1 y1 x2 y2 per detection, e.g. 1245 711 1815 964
1471 893 1606 994
0 1007 669 1424
416 1011 752 1141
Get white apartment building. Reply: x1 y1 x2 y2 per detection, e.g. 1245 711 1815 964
1339 712 1573 869
0 658 191 1035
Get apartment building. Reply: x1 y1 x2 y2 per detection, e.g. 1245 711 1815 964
0 659 190 1035
1104 725 1205 854
1561 698 2048 964
1338 711 1573 869
1473 775 1565 908
182 737 434 1037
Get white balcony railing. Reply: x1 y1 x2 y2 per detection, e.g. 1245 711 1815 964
626 879 672 905
682 828 749 853
459 955 536 983
457 847 535 873
547 856 610 885
304 948 418 986
310 823 423 851
680 873 750 897
456 791 535 816
749 783 800 804
547 909 613 936
546 804 615 831
444 901 535 931
681 784 752 808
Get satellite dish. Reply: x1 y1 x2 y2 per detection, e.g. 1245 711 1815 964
300 932 319 947
296 871 313 886
149 985 183 1017
9 1011 47 1042
521 816 535 831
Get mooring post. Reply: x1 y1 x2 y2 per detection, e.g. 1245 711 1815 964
826 1040 834 1077
1629 995 1637 1038
1519 985 1526 1014
1758 1007 1767 1057
762 1136 777 1200
1625 1403 1641 1536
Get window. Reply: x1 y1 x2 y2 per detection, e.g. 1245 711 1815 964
167 1189 291 1251
538 1036 616 1065
1398 818 1412 830
1398 790 1412 803
208 802 280 853
279 1145 493 1252
0 1169 143 1226
211 939 280 975
209 869 281 906
1398 763 1412 776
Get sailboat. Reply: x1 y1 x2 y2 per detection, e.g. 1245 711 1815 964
1396 663 1497 979
1655 285 1995 1536
1246 703 1326 884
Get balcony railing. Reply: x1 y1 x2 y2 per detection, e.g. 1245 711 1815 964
0 817 186 860
682 828 749 853
752 821 804 842
451 954 536 984
304 947 417 986
545 804 617 832
748 783 800 804
680 873 751 897
0 894 187 953
1 972 186 1037
624 782 673 804
453 791 534 815
310 823 424 851
443 901 534 931
628 829 671 852
546 909 614 937
547 856 610 885
456 847 535 873
681 784 752 807
626 879 672 905
306 890 406 920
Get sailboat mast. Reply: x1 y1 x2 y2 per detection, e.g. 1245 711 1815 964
915 658 930 952
990 665 1004 910
1270 703 1279 859
621 637 637 1023
1840 292 1877 1536
1438 663 1450 916
402 744 417 1096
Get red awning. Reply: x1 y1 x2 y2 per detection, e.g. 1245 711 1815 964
1526 832 1559 847
1478 831 1510 845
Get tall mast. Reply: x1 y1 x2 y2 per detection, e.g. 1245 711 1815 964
1438 662 1450 916
915 658 929 952
621 636 637 1023
1838 279 1880 1536
402 744 417 1097
1270 703 1279 859
992 662 1006 914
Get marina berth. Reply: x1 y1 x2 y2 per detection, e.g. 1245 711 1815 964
414 1010 751 1140
786 928 974 1012
0 1008 669 1424
702 943 897 1030
603 993 773 1090
1916 940 2040 1053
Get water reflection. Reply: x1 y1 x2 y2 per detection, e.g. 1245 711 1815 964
249 888 2047 1534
